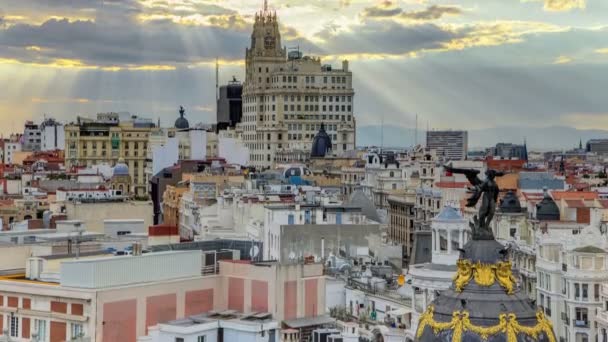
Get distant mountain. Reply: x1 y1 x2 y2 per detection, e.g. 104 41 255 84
357 125 608 150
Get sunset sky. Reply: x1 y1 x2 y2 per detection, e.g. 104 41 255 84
1 0 608 138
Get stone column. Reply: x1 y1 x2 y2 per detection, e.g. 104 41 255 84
447 229 452 253
459 230 463 249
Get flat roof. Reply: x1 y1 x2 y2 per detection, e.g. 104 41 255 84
283 315 335 328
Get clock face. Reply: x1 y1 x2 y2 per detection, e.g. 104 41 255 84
264 35 275 49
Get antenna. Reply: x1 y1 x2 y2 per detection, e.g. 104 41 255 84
415 114 418 147
264 0 268 13
380 114 384 153
215 57 219 102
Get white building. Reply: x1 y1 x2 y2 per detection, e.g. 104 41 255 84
426 130 468 161
139 312 279 342
239 5 356 168
218 129 250 166
534 208 608 342
40 118 65 151
4 140 22 164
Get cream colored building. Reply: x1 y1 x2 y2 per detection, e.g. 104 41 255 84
239 5 356 169
65 113 154 196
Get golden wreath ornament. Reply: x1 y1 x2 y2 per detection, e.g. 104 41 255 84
416 306 556 342
453 259 517 294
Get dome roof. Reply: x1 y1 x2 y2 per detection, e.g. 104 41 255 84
499 190 522 213
417 239 556 342
310 123 332 157
113 159 129 177
434 206 463 221
174 106 190 129
536 189 560 221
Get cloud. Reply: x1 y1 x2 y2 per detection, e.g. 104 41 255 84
0 17 252 67
441 21 567 51
596 48 608 55
553 55 573 64
361 1 402 18
314 20 456 56
543 0 585 11
400 5 462 21
522 0 586 12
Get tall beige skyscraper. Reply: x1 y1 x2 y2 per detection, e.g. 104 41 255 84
239 2 356 169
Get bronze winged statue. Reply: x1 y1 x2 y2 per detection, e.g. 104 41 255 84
444 164 505 240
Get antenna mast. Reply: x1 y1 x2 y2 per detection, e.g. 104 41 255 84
264 0 268 13
415 114 418 147
215 57 219 102
381 114 384 153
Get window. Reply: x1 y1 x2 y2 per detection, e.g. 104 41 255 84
575 283 580 299
197 337 206 342
176 338 185 342
71 323 84 338
596 284 600 301
582 284 588 300
35 319 47 340
10 313 18 337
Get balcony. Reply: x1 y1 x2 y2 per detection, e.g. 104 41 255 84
574 320 589 328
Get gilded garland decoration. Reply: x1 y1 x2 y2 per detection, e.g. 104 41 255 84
416 306 556 342
453 259 516 294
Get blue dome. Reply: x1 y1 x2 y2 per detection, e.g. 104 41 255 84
435 206 463 220
175 106 190 129
113 161 129 176
311 123 332 157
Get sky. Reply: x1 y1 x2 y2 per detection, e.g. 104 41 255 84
1 0 608 141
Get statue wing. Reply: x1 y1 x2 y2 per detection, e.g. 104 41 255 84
443 165 482 186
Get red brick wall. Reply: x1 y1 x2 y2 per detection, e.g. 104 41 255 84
228 277 245 312
284 281 297 320
50 321 66 342
305 279 318 317
102 299 137 342
251 280 269 313
146 294 177 334
185 289 214 316
51 301 67 313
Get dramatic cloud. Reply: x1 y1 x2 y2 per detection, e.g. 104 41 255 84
361 1 403 18
400 5 462 21
2 0 608 143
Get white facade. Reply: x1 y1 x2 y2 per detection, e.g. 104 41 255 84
56 188 125 201
4 141 21 164
240 9 356 169
41 120 65 151
534 210 608 342
263 203 366 260
140 315 279 342
218 130 250 166
103 219 146 238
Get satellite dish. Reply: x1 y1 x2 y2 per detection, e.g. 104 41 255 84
249 245 260 259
